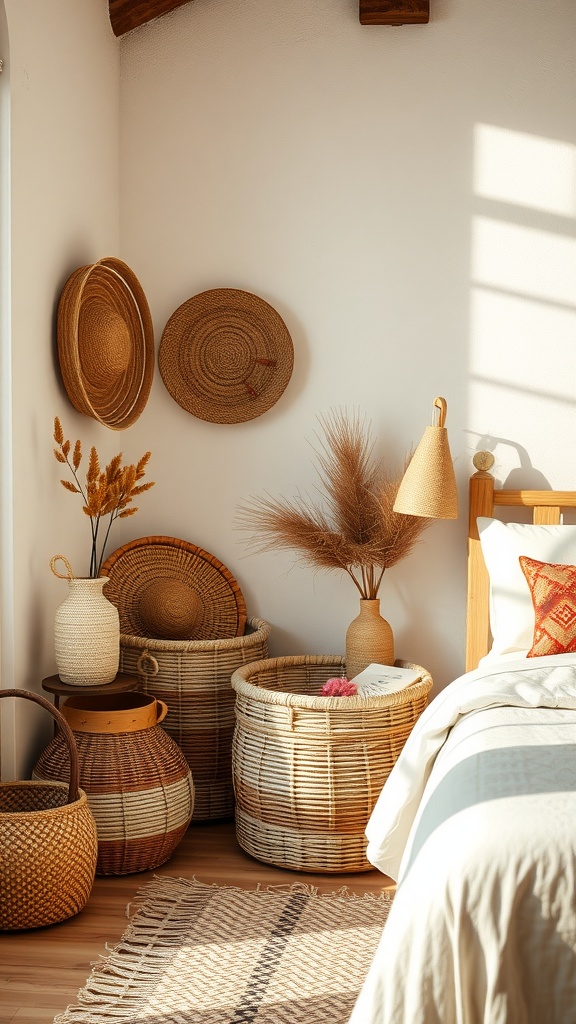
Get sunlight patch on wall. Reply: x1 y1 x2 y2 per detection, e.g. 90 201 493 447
474 124 576 218
470 288 576 400
469 126 576 483
471 216 576 307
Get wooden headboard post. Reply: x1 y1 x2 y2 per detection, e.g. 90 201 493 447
466 455 495 672
465 452 576 672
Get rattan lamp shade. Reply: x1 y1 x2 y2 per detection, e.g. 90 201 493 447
393 397 458 519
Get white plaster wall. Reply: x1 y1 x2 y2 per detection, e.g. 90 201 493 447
3 0 119 774
118 0 576 692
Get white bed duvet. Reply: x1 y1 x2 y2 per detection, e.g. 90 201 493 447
349 654 576 1024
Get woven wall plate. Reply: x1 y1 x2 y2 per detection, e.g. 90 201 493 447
57 257 155 430
101 536 247 641
158 288 294 423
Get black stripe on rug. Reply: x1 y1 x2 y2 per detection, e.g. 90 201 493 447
229 892 308 1024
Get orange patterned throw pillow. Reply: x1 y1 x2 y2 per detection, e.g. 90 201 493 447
519 556 576 657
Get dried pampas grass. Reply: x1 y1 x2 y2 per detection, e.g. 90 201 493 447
237 410 430 600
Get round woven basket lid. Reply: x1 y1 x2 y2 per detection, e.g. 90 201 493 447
57 257 155 430
100 536 247 641
158 288 294 423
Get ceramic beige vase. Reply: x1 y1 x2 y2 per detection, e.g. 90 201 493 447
51 556 120 685
345 598 394 681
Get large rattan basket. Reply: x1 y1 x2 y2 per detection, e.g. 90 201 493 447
231 655 432 873
0 689 98 930
118 617 271 821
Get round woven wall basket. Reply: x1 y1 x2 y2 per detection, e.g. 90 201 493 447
119 617 271 822
159 288 294 424
231 655 432 874
57 257 154 430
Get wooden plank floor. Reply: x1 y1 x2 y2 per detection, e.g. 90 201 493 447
0 819 394 1024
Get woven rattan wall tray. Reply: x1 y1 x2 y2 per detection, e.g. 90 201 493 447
159 288 294 423
57 257 155 430
101 536 247 641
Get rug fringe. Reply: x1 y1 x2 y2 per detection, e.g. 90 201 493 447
126 874 391 918
54 875 393 1024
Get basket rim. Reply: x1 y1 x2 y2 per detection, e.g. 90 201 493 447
119 615 271 652
0 780 91 819
231 655 433 709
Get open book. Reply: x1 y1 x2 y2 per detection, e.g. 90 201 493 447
350 662 423 697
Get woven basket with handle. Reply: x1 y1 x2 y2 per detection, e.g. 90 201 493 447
0 689 98 931
231 655 432 873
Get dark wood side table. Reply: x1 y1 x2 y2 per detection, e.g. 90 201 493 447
41 672 140 712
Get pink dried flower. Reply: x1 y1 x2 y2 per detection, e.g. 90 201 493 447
321 677 358 697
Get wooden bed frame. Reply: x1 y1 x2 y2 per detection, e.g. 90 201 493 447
466 451 576 672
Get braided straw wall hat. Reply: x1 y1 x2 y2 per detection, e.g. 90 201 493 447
159 288 294 423
57 257 154 430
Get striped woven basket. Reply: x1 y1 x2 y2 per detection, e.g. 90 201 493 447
231 655 432 873
33 691 194 875
118 617 271 821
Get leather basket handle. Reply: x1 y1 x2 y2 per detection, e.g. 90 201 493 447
0 688 81 804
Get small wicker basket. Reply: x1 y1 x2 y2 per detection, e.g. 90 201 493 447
231 655 432 873
0 689 98 931
118 617 271 821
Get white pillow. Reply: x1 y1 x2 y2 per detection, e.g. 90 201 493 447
477 517 576 657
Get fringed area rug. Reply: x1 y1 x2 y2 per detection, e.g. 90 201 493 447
53 875 393 1024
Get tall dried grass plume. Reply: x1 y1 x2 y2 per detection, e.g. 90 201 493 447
237 410 430 600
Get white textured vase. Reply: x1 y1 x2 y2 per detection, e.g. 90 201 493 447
54 576 120 685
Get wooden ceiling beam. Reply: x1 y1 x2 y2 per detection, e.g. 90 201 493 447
359 1 429 25
109 0 194 38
